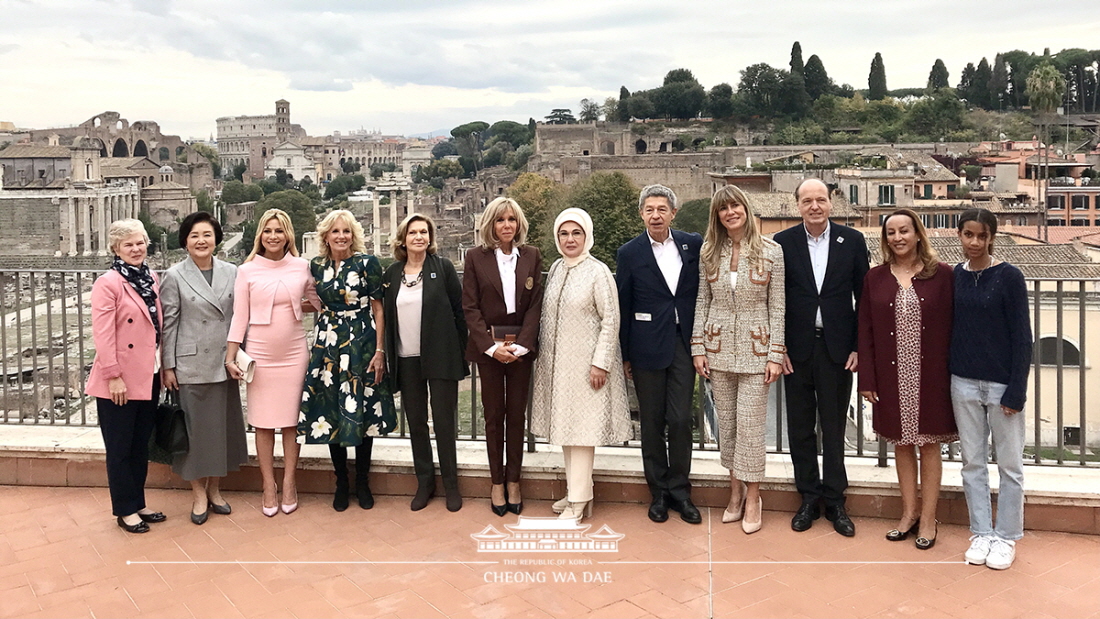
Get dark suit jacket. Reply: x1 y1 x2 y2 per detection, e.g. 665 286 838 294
461 245 544 363
383 253 469 386
616 229 703 371
774 222 869 365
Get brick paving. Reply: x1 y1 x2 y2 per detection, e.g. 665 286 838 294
1 485 1098 619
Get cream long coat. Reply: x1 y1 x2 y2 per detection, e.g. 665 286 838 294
691 237 787 373
531 257 632 446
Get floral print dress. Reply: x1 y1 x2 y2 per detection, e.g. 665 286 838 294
300 253 396 445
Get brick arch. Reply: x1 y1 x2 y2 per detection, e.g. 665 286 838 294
132 140 148 158
112 138 129 157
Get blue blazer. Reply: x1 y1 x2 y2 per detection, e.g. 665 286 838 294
616 229 702 371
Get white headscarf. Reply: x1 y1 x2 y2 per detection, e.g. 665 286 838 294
553 207 594 267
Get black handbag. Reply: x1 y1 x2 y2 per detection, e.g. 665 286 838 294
149 391 189 464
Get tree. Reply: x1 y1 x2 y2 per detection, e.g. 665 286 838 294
738 63 784 115
231 162 246 182
627 94 655 120
450 121 489 159
653 81 706 120
663 68 698 85
1027 61 1067 240
903 90 967 139
191 143 222 178
675 198 709 235
194 190 215 214
779 71 812 118
274 168 291 187
972 57 993 109
431 139 458 159
579 98 602 122
221 180 263 204
868 52 888 101
252 190 317 249
617 86 631 121
507 172 566 253
989 53 1010 110
485 120 531 149
706 83 734 118
601 97 618 121
957 63 978 103
928 59 950 90
562 172 640 266
803 54 833 100
789 41 805 75
323 173 366 200
1004 50 1041 108
256 178 283 196
545 109 576 124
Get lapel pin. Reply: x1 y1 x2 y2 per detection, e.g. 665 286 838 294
681 244 688 250
837 236 845 244
431 272 437 279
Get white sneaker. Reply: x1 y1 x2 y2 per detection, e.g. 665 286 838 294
964 535 993 565
985 538 1016 570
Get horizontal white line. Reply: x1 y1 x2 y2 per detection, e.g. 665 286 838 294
601 561 967 565
128 560 498 565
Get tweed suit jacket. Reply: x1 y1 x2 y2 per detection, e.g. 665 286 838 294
690 237 786 373
161 257 237 384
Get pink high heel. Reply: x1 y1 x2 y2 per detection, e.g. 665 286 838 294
262 484 278 517
281 485 298 515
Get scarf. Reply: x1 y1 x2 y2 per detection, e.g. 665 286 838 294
553 207 594 267
111 255 161 344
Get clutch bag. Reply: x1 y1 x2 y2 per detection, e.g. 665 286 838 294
236 348 256 383
490 325 521 344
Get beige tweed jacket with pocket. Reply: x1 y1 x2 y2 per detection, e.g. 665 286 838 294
690 237 786 373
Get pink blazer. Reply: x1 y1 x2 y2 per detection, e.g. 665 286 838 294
227 253 319 343
85 269 163 401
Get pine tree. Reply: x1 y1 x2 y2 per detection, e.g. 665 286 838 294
790 41 804 75
927 59 950 90
868 53 887 100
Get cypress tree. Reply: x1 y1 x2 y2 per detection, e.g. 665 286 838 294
803 54 832 100
989 54 1009 110
927 59 950 90
790 41 804 75
868 53 887 100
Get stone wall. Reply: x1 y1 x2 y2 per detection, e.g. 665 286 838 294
0 196 60 255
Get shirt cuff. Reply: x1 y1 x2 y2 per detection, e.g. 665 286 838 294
485 344 499 357
512 344 529 356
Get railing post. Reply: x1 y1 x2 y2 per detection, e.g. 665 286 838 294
1032 279 1042 464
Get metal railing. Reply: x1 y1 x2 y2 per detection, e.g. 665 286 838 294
2 268 1098 468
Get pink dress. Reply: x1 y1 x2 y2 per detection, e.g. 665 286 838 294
228 253 318 429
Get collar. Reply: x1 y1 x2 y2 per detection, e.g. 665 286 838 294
495 247 518 264
805 222 831 243
647 230 675 248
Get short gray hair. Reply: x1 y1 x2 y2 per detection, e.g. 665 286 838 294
108 218 149 255
638 184 678 211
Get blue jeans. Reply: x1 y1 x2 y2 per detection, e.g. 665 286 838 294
950 375 1025 540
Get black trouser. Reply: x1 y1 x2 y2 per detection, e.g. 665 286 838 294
97 375 159 517
634 338 695 502
477 358 532 485
397 356 459 490
784 336 852 507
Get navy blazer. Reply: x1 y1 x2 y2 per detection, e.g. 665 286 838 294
774 222 869 365
616 229 703 371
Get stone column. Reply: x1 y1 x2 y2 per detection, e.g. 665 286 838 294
389 191 398 248
79 197 91 255
97 193 108 255
372 195 381 255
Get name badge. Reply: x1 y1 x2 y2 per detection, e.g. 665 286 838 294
635 313 652 322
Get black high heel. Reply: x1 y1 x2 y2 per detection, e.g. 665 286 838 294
915 520 939 550
885 517 920 542
506 482 523 515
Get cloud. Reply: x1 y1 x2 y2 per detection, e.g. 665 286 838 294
0 44 18 54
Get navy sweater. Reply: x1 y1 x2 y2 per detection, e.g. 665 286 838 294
949 262 1032 411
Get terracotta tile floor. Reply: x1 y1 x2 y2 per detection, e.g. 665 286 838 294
2 485 1098 619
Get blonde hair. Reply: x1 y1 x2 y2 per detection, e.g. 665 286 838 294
108 218 150 255
701 185 765 275
391 213 438 262
246 208 298 262
316 209 366 259
880 208 940 279
478 197 528 249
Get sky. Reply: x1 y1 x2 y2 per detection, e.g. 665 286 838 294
2 0 1098 140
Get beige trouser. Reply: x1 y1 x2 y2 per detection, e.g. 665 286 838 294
562 446 595 502
710 370 768 482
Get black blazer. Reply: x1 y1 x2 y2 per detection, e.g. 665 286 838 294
616 229 703 371
383 253 469 385
774 222 869 365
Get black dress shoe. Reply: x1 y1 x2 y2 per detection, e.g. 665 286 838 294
138 511 166 524
117 516 150 534
208 501 232 516
886 518 920 542
825 504 856 537
191 509 209 525
791 501 821 532
506 501 523 515
914 520 938 550
491 502 508 517
648 494 670 523
670 498 702 524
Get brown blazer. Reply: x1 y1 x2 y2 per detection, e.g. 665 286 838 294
462 245 544 363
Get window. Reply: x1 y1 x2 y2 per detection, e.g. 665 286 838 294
923 184 932 199
1071 218 1090 226
1072 195 1089 210
1048 195 1065 209
286 157 292 166
1039 336 1081 366
946 184 956 196
1047 218 1066 226
877 184 895 206
848 185 858 205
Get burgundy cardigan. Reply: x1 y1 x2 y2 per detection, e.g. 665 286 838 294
857 262 956 440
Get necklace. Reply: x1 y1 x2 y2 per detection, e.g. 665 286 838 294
401 270 423 288
965 259 991 286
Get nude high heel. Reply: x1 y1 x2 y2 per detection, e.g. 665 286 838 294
722 482 748 523
742 497 763 534
558 501 593 521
